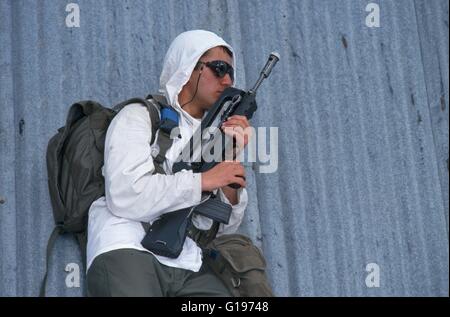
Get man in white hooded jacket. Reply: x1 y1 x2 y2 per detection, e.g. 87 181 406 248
86 30 251 296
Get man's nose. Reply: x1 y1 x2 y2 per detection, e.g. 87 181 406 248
220 73 233 86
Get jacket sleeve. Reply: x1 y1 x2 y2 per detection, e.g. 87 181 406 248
103 103 202 223
216 187 248 235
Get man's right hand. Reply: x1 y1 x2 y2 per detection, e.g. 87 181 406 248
201 161 246 192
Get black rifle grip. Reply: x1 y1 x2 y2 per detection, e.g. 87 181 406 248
228 176 246 189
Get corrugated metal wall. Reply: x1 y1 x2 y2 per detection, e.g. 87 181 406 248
0 0 448 297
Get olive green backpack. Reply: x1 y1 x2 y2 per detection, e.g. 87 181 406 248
41 95 168 296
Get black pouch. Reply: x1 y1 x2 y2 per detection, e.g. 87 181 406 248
141 208 191 258
192 196 232 224
141 195 232 258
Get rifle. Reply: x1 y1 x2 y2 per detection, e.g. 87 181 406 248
172 52 280 188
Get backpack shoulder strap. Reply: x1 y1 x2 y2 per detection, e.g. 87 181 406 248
145 94 179 175
141 94 177 233
111 95 179 175
148 94 168 106
145 99 162 146
40 226 63 297
112 97 161 145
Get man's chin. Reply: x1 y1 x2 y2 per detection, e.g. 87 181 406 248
204 99 217 110
202 93 223 111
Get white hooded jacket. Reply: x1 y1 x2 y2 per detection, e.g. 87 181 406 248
86 30 248 272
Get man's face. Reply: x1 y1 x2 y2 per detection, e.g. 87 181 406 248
187 47 234 111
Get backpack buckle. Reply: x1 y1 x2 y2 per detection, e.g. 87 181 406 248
159 106 179 135
231 277 241 288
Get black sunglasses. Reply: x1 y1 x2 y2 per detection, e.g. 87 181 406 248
197 60 234 82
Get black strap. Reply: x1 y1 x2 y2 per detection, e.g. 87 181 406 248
75 231 87 270
144 99 162 146
40 226 63 297
139 95 173 230
112 97 151 112
152 129 174 174
149 94 169 107
146 96 176 175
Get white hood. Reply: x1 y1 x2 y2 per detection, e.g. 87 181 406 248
159 30 235 112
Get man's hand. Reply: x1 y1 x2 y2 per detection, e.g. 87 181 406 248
201 161 246 192
221 115 253 154
217 115 252 204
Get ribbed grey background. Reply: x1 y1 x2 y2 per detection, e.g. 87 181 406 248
0 0 448 297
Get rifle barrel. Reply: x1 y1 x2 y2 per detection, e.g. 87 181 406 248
250 52 280 94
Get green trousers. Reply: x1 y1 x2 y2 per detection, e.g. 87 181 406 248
87 248 231 297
